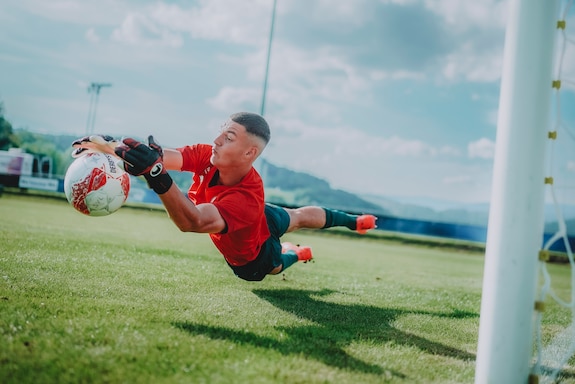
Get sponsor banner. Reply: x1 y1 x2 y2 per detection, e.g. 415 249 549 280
0 152 34 176
19 176 59 192
0 154 23 175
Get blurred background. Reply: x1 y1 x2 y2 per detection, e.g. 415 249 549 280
1 0 574 245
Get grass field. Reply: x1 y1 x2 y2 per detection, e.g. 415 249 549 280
1 193 574 383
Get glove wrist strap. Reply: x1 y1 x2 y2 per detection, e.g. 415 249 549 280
144 173 173 195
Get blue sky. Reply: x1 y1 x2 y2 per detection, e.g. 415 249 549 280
1 0 574 204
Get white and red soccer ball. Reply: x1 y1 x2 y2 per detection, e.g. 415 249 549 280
64 152 130 216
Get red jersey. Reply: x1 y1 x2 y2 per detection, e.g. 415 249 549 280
177 144 270 266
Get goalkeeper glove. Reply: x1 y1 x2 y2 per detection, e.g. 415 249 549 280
114 135 173 195
71 134 119 158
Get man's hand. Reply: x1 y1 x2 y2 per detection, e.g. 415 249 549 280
71 135 119 158
114 136 173 195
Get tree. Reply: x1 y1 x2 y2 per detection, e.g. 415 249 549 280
0 102 19 150
15 130 71 176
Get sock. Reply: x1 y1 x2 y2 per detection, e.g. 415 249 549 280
321 207 357 230
279 251 299 272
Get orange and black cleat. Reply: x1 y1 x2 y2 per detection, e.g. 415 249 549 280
281 242 313 263
356 214 377 234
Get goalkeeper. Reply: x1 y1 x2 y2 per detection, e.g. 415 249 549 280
72 112 376 281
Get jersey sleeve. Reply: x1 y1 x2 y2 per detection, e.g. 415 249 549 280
177 144 212 173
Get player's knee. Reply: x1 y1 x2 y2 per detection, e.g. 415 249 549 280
285 208 302 232
269 265 282 275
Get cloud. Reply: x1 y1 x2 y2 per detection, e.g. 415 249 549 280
439 145 462 156
264 0 508 87
85 28 100 43
381 135 439 157
468 138 495 159
179 0 271 45
487 108 499 127
8 0 132 25
266 43 371 103
424 0 507 83
441 43 503 82
277 1 452 74
268 116 460 160
424 0 507 30
207 87 261 112
443 174 473 185
111 12 183 47
110 1 272 47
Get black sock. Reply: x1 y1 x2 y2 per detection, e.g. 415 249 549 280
322 207 357 230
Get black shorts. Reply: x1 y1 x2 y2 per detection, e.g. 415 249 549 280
228 204 290 281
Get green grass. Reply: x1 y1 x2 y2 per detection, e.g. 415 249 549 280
0 194 573 383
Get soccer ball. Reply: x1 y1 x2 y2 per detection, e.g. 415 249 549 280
64 152 130 216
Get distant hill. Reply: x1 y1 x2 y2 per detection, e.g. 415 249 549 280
14 130 575 230
258 159 387 215
361 193 490 226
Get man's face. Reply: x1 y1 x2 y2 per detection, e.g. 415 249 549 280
211 120 254 168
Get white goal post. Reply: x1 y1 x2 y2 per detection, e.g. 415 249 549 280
475 0 559 383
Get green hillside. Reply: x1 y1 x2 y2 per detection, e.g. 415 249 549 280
260 159 385 215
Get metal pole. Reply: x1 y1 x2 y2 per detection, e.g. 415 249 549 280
256 0 277 181
89 87 100 135
85 85 96 135
260 0 277 117
86 82 111 135
475 0 559 382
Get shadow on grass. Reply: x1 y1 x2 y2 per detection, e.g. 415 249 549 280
173 288 477 378
538 368 575 382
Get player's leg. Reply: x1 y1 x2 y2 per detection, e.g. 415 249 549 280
266 205 377 276
268 243 312 275
285 206 377 234
263 204 309 275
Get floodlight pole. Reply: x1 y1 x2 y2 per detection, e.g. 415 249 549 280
475 0 558 383
260 0 277 117
257 0 277 181
86 82 112 135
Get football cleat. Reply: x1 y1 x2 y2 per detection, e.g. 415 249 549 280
281 242 313 262
356 214 377 234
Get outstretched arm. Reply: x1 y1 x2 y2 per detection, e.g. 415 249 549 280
161 148 184 171
72 135 183 172
157 184 226 234
114 136 226 234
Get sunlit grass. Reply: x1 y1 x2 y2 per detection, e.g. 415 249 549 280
0 193 573 383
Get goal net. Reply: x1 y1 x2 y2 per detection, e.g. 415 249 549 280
533 1 575 383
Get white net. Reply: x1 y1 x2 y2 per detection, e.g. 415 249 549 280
533 1 575 382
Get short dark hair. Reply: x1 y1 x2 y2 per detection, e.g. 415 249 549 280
230 112 270 144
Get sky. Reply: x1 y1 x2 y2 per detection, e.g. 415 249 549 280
0 0 574 204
